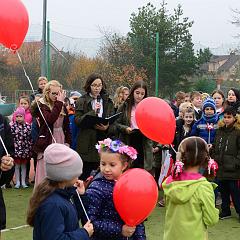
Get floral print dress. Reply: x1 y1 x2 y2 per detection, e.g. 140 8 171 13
11 122 32 164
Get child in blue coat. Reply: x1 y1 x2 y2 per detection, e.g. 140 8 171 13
191 97 219 146
86 138 146 240
27 143 93 240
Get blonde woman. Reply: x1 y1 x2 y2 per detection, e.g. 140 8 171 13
113 86 129 112
177 102 194 119
32 80 71 187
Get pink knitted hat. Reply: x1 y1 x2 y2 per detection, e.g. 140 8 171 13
44 143 83 181
14 107 25 117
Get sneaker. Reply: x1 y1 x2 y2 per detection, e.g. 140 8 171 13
22 184 29 189
219 212 231 220
5 183 12 188
14 184 20 189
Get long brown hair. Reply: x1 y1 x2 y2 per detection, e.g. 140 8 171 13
126 80 148 121
27 179 61 226
178 137 209 168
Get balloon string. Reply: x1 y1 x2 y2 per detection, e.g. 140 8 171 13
170 144 177 154
0 135 9 156
16 51 56 143
75 189 90 221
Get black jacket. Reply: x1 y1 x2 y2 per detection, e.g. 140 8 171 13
0 114 14 230
211 118 240 180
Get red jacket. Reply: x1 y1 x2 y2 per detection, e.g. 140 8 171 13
33 100 71 153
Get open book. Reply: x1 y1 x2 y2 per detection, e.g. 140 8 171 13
80 112 122 128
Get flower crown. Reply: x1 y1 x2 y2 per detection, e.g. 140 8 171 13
95 138 137 160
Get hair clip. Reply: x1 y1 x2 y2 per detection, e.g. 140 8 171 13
173 160 184 178
208 158 218 176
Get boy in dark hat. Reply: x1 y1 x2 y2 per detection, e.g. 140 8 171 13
211 106 240 222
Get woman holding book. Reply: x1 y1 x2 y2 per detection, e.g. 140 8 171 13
75 73 115 180
115 80 154 174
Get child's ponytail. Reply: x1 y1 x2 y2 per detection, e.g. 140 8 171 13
27 179 59 226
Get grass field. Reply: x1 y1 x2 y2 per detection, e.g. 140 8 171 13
1 187 240 240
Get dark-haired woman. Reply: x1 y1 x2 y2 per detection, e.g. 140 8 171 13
224 88 240 114
75 74 115 180
115 80 154 173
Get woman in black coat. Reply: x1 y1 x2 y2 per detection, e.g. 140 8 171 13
0 114 14 231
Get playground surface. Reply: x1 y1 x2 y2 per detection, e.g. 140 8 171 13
1 187 240 240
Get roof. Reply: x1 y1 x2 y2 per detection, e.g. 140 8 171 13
200 54 240 73
217 54 240 73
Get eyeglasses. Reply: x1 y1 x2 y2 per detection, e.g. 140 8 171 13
90 84 102 89
50 92 58 96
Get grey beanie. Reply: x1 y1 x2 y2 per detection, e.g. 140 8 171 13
44 143 83 181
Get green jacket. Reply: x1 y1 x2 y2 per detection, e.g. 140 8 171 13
75 93 115 163
162 177 219 240
115 102 154 171
211 117 240 180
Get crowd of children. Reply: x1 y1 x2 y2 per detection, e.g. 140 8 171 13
1 73 240 239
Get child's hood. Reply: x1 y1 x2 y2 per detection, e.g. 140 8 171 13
162 177 207 204
218 114 240 129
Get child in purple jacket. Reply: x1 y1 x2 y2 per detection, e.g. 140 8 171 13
86 138 146 240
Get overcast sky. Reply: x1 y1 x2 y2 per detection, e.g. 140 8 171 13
21 0 240 47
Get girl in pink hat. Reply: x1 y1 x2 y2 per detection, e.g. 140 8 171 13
11 107 32 188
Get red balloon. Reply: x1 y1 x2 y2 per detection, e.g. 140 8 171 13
136 97 176 144
0 0 29 50
113 169 158 226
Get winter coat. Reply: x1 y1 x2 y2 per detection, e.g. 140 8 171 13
11 122 32 161
86 174 146 240
162 173 219 240
211 117 240 180
115 102 154 171
190 115 219 144
33 187 90 240
0 114 14 230
173 118 195 151
32 99 71 153
75 93 115 163
69 114 79 150
224 100 240 114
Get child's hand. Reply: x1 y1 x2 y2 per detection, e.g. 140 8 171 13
126 127 132 134
74 180 85 195
153 147 160 153
1 155 14 171
83 220 94 237
122 224 136 237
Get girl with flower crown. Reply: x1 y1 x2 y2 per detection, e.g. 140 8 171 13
115 80 153 173
162 137 219 240
86 138 146 240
